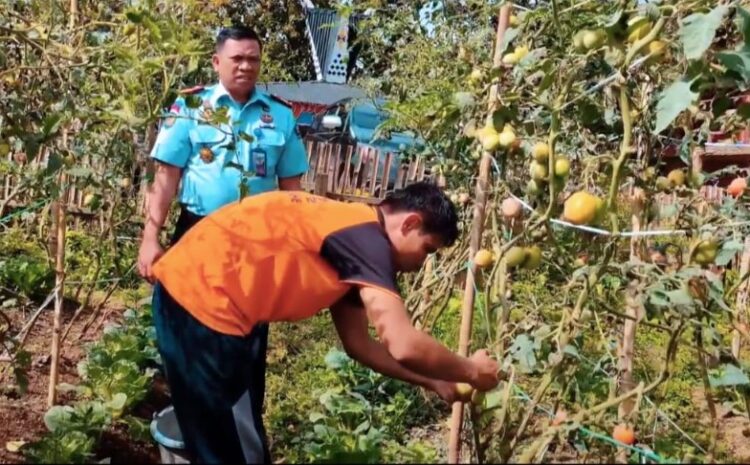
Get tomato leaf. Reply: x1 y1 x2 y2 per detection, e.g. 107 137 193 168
45 152 64 175
184 94 202 109
737 7 750 45
709 364 750 388
715 239 744 266
666 288 694 308
654 79 698 134
717 46 750 83
42 114 63 139
679 6 729 61
43 406 74 433
124 10 144 24
499 28 519 55
509 334 537 374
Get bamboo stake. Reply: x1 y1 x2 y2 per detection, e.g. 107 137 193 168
618 196 644 441
447 5 511 463
47 131 68 408
49 0 77 408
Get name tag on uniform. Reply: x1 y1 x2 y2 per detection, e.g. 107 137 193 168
252 148 267 177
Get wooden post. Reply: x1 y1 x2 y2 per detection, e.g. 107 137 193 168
48 140 69 408
49 0 78 406
447 5 511 463
382 153 393 196
69 0 78 29
618 204 643 461
314 172 329 197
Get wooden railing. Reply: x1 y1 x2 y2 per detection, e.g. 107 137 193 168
301 138 433 204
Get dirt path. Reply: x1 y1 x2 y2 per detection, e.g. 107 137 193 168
0 302 162 463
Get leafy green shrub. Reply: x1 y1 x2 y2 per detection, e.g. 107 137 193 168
24 401 113 464
293 349 439 463
26 305 157 464
65 230 140 290
0 227 53 301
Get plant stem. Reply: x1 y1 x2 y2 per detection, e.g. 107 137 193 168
695 322 718 459
606 86 632 230
505 371 555 460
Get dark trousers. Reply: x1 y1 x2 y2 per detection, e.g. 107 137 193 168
170 206 206 245
152 283 271 463
153 206 271 463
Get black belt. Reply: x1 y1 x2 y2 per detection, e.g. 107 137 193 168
170 206 205 245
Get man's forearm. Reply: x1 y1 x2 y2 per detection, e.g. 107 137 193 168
142 164 180 241
351 337 437 389
143 191 171 241
391 329 477 384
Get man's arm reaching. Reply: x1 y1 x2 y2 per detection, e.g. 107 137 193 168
357 287 499 391
330 299 460 403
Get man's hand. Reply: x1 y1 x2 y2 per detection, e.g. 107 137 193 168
137 237 164 283
428 380 462 404
468 349 500 391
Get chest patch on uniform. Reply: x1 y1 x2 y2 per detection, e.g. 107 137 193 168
261 113 273 124
199 147 214 163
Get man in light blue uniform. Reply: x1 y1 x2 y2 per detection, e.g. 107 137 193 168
138 25 308 276
151 83 307 221
137 27 307 460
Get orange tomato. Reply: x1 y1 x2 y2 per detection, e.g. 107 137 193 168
613 424 636 445
552 410 567 426
727 177 747 198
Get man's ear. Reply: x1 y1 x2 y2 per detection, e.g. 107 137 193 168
401 213 423 234
211 54 220 71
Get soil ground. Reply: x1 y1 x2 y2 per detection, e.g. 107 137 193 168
0 299 163 464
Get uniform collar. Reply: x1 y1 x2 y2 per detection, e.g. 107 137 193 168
209 81 271 110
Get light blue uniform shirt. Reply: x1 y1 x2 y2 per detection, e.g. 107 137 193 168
150 83 309 216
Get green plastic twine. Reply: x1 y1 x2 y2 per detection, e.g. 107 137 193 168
0 199 48 225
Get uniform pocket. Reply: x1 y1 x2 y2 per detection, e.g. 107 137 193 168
254 127 286 176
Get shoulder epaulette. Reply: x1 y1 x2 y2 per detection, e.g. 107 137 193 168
269 94 293 108
178 85 205 95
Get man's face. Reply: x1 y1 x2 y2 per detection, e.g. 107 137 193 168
212 38 262 96
389 213 444 272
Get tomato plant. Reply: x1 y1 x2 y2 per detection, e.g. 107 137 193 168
362 0 750 462
6 0 750 463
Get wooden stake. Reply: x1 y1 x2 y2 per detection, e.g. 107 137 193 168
447 5 511 463
69 0 78 29
48 4 77 406
48 132 68 408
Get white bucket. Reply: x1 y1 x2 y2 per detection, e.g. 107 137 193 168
150 406 191 464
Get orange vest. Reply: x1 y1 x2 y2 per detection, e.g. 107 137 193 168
153 191 400 336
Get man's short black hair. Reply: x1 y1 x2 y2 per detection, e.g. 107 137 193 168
380 182 459 247
216 26 263 52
